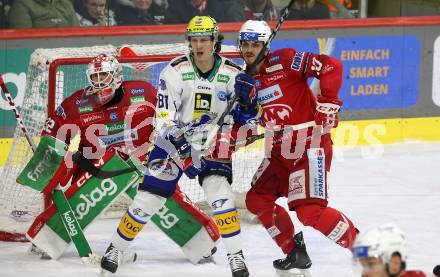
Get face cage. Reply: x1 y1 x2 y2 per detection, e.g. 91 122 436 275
87 70 116 92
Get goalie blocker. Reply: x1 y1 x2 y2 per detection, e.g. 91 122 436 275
18 136 219 264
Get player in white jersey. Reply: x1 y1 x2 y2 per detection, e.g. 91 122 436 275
101 16 251 277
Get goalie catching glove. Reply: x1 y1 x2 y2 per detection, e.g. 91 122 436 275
315 96 342 129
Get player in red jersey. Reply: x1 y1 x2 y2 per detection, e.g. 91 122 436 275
233 20 359 273
353 223 426 277
42 54 156 161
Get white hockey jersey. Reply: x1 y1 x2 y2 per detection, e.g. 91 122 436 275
155 53 241 136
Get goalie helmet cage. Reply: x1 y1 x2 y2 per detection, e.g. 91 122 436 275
0 43 264 242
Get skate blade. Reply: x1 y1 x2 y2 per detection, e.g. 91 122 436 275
100 268 113 277
197 255 216 264
83 252 137 267
276 268 312 277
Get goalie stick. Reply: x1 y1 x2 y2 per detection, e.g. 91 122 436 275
0 73 37 152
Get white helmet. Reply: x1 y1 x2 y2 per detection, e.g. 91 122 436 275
352 223 408 264
86 54 122 105
238 20 272 47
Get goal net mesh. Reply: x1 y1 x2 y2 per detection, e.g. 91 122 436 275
0 43 264 240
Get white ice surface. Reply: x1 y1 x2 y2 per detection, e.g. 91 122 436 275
1 142 439 277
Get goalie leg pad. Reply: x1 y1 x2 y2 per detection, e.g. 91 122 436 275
295 204 357 249
202 175 242 254
140 145 183 198
112 191 166 250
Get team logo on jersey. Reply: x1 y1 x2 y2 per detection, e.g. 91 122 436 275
217 74 230 83
130 88 145 95
288 169 306 202
265 64 283 73
261 104 292 123
194 93 211 111
56 105 66 119
80 112 104 125
182 72 195 81
109 112 119 121
217 91 228 101
291 51 305 71
159 79 167 90
308 148 326 200
257 84 283 105
78 105 93 114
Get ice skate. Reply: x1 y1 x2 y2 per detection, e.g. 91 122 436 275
28 244 51 260
273 232 312 276
198 246 217 264
100 243 122 276
227 250 249 277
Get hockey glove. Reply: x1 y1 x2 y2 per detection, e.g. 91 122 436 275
315 96 342 129
234 73 257 110
231 104 259 126
165 135 206 179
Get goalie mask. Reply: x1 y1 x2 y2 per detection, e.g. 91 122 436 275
86 54 122 105
352 223 408 265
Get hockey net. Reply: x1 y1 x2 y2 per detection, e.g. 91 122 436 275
0 43 264 242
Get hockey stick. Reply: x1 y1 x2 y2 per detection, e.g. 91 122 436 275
73 121 317 179
0 73 37 152
73 1 297 179
203 0 295 147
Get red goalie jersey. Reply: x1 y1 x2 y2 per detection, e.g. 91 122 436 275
42 80 157 161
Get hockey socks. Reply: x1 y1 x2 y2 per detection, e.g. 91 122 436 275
296 204 357 249
246 190 295 254
111 191 166 251
203 175 244 254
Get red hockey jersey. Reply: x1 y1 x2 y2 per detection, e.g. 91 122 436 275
254 48 343 130
42 80 157 160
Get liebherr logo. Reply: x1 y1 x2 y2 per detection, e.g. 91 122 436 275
63 211 78 236
75 179 118 220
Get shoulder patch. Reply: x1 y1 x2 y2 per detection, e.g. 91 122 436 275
171 56 188 67
224 60 241 71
